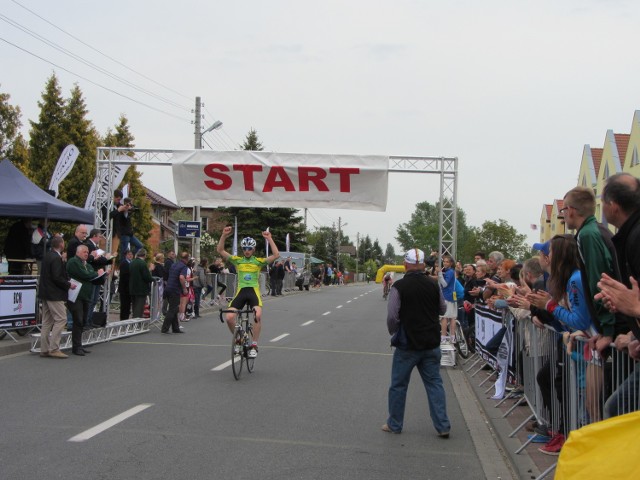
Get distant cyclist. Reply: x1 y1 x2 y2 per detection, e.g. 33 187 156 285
217 226 279 358
383 272 394 298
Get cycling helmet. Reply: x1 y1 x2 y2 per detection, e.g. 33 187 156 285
240 237 257 249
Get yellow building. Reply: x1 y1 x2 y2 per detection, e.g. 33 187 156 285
539 110 640 241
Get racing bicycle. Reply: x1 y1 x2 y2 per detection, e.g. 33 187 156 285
383 281 391 300
220 308 256 380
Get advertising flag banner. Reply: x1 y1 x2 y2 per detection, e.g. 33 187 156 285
286 233 290 253
49 144 79 197
172 151 389 211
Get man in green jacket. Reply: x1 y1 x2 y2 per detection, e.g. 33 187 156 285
562 186 628 353
129 248 154 318
67 244 103 356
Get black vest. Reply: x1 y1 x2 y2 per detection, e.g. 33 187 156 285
394 271 442 350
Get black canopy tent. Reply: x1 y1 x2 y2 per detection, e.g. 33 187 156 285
0 159 94 223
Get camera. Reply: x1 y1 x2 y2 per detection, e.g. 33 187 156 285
425 254 437 268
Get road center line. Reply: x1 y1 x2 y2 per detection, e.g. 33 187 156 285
322 311 331 316
212 360 232 371
68 404 153 442
336 305 343 309
301 320 315 326
270 333 290 342
346 300 351 303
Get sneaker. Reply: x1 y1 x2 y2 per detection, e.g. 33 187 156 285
248 343 258 358
527 433 551 443
233 344 241 354
437 431 450 439
538 433 565 456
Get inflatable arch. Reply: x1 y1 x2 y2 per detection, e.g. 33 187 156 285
375 265 406 283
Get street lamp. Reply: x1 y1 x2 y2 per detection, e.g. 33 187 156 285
194 119 223 260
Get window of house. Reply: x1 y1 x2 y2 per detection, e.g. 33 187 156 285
201 217 208 231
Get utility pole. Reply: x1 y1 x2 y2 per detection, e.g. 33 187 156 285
356 232 359 280
193 96 202 260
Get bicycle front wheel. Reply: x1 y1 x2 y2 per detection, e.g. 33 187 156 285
454 321 470 359
231 329 244 380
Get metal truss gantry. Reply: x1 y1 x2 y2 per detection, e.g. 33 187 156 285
389 156 459 259
93 149 459 309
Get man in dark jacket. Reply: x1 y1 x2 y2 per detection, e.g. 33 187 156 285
39 236 75 358
119 250 134 320
382 248 450 437
111 191 143 256
129 248 154 318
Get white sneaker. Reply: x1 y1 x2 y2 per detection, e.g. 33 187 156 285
248 345 258 358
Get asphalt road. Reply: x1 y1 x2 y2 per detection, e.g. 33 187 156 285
0 284 515 480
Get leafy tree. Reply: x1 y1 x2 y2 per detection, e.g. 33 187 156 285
219 129 304 255
0 87 29 174
396 200 471 260
460 219 529 261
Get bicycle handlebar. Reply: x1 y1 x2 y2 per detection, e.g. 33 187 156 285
219 308 256 323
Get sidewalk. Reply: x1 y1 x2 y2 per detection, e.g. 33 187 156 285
461 357 557 480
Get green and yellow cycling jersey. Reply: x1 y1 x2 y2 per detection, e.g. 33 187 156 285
229 255 268 290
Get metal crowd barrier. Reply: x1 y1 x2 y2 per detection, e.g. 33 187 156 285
468 309 639 480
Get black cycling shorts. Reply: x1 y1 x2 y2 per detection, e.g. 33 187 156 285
229 287 262 310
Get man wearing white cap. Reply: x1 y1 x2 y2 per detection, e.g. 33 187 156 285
382 247 451 438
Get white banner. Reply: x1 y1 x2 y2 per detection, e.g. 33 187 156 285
84 160 130 210
171 151 389 211
49 144 79 197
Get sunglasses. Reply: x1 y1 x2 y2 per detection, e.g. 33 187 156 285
242 247 254 251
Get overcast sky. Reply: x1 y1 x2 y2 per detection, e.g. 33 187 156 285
2 0 639 256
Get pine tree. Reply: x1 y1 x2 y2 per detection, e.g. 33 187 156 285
28 73 67 190
58 84 99 207
220 129 305 255
103 115 154 252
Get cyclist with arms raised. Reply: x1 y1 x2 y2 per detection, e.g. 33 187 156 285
217 226 279 358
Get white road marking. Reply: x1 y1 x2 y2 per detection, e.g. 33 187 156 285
270 333 290 342
301 320 315 326
353 297 359 300
68 404 153 442
336 305 343 309
212 360 232 371
346 300 351 303
322 311 331 316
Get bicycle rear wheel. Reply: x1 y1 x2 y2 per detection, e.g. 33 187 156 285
245 325 255 373
231 329 244 380
454 321 470 359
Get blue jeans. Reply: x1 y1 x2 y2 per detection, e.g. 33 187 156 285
604 367 639 419
119 235 143 255
387 346 450 434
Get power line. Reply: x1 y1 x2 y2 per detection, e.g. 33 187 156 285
0 13 190 112
10 0 192 102
0 36 192 122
